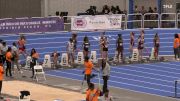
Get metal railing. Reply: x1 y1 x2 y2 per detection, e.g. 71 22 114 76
61 13 180 31
143 13 159 28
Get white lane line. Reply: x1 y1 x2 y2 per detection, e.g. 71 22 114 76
124 65 180 75
49 70 174 94
140 63 180 71
160 62 180 67
46 73 178 100
111 67 179 79
70 69 173 88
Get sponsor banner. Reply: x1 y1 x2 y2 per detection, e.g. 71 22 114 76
71 15 122 31
0 17 64 34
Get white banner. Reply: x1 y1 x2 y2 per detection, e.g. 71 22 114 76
71 15 122 31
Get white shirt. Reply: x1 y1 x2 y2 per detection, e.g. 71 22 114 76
11 46 18 55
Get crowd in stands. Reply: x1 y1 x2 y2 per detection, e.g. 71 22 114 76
85 5 127 15
133 5 158 20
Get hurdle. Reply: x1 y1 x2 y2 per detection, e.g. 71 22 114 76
175 80 180 97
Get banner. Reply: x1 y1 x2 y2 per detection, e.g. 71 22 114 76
71 15 122 31
0 17 64 34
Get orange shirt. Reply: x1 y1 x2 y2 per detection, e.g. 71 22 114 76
32 53 39 59
174 38 179 48
6 52 12 62
86 89 100 101
0 66 3 80
84 61 93 75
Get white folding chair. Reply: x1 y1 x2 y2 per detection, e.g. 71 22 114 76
34 64 46 82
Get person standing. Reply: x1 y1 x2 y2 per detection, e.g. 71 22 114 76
129 32 135 56
138 33 144 61
116 34 124 62
153 33 160 60
0 61 4 99
30 48 39 78
102 59 111 94
11 42 21 73
84 56 94 88
18 35 27 59
6 47 12 77
173 34 180 60
67 38 74 66
82 35 90 58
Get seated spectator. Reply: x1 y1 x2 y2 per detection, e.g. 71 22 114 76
134 5 139 13
140 6 147 15
102 5 110 14
115 6 122 14
148 7 153 13
86 6 95 15
153 7 157 13
110 6 116 14
122 9 127 15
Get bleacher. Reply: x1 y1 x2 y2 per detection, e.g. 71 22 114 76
0 28 178 63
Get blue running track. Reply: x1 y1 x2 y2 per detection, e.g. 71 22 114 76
46 61 180 97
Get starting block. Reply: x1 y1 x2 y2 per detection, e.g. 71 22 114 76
60 53 69 67
25 56 32 68
131 48 139 62
42 54 52 68
113 51 122 63
90 51 97 63
150 48 155 60
76 52 84 64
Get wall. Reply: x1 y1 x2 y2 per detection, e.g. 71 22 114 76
161 0 179 13
0 0 41 18
43 0 127 16
134 0 157 11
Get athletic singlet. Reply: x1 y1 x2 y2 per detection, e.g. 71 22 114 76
83 42 90 50
67 42 74 53
130 36 134 46
154 38 159 48
138 38 144 49
117 38 123 47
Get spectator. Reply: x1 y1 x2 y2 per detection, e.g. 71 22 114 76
115 6 122 14
148 7 153 13
134 5 139 13
140 6 147 15
86 6 95 15
147 7 153 20
102 5 110 14
110 6 116 14
153 7 158 13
